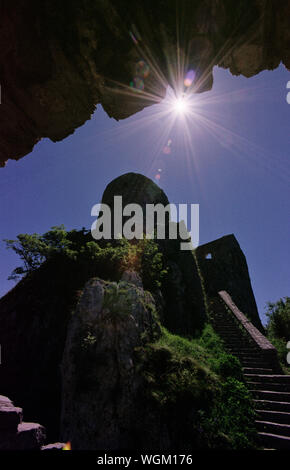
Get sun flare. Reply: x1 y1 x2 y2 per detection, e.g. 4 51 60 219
173 96 189 115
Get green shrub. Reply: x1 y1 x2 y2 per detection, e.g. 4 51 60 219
136 325 257 449
200 377 257 449
265 297 290 340
265 297 290 372
211 353 244 382
197 323 225 353
135 340 219 450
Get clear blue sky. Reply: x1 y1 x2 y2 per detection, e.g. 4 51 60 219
0 65 289 325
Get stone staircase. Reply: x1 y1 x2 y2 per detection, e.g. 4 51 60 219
0 395 65 450
211 291 290 450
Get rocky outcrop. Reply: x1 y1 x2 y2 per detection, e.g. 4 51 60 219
0 394 66 450
0 0 289 166
0 395 45 450
0 258 83 442
102 172 169 211
99 172 206 335
100 172 170 237
60 276 160 449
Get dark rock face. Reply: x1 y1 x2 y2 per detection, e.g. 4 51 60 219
0 0 289 166
100 172 206 335
0 259 82 441
100 172 170 237
159 239 206 336
195 234 263 331
102 172 170 211
60 276 160 449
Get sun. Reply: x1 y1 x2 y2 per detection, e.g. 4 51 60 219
173 96 189 115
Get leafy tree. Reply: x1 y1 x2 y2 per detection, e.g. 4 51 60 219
4 225 83 280
265 297 290 371
265 297 290 341
4 226 167 291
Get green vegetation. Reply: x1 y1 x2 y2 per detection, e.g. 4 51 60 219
265 297 290 373
192 249 210 317
136 324 258 449
4 225 167 291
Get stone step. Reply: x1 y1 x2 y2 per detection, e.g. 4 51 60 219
224 338 250 341
0 402 23 434
219 338 246 343
229 350 262 355
0 396 13 407
214 324 238 328
218 336 245 342
251 390 290 402
227 351 262 369
245 374 290 384
214 329 239 333
256 420 290 437
258 432 290 450
243 368 274 375
227 350 256 356
228 348 260 354
215 333 243 338
242 363 268 370
221 334 252 340
213 320 238 324
239 355 269 361
240 358 266 364
223 334 250 338
247 381 290 392
229 354 264 362
253 400 290 412
256 409 290 425
242 362 280 372
221 334 249 338
217 332 245 337
240 359 270 367
0 422 47 450
14 422 47 450
41 442 67 451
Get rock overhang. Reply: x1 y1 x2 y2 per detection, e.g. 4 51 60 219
0 0 289 166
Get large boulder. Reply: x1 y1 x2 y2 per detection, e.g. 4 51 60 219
100 172 170 239
102 172 170 211
60 276 160 449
